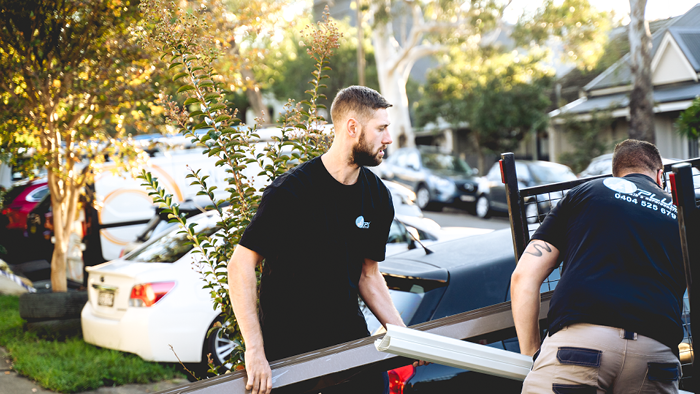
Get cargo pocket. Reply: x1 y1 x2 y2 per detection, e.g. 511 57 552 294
552 383 597 394
639 362 680 394
553 347 601 388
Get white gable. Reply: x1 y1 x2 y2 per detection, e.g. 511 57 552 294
652 32 697 86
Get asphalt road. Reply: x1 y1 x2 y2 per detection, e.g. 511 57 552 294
423 207 511 230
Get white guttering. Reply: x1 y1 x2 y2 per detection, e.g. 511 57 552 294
376 324 532 381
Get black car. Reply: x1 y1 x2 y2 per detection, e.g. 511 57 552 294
380 147 479 211
475 160 577 222
345 229 558 393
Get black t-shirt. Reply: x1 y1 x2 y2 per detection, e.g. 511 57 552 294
532 174 685 351
239 156 394 361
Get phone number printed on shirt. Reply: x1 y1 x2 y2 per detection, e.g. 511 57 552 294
614 192 677 219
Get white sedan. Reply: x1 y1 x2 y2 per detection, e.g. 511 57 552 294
82 210 490 370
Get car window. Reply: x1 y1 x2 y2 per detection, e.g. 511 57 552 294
27 186 49 202
387 220 410 243
529 164 576 184
486 163 501 182
126 221 220 263
394 150 407 167
406 151 421 170
420 152 472 174
515 162 531 183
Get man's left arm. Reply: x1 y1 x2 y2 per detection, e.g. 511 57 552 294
358 258 405 328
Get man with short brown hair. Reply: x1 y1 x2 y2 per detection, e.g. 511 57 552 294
228 86 405 394
512 139 685 393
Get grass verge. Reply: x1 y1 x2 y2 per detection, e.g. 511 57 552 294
0 295 184 393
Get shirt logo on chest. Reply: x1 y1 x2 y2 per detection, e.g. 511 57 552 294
355 216 370 229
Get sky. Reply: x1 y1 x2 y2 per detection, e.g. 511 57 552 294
504 0 699 24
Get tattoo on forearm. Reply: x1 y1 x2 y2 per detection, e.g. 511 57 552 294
524 242 552 257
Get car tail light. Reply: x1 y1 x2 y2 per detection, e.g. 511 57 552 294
387 365 415 394
129 282 176 307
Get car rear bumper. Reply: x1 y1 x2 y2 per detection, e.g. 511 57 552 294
81 302 157 360
81 301 213 363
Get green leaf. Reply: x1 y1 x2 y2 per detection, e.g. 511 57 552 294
169 62 183 70
177 85 195 93
189 110 204 117
193 122 210 131
183 97 200 106
215 115 231 122
172 72 188 82
209 103 226 111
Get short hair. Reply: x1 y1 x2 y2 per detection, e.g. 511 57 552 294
612 139 663 177
330 86 392 125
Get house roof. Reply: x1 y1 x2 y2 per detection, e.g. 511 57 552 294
585 4 700 91
670 27 700 71
553 81 700 116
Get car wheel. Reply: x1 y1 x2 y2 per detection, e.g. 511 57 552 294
415 185 433 210
475 195 491 219
203 317 238 372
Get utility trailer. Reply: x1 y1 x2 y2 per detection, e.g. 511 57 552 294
150 154 699 394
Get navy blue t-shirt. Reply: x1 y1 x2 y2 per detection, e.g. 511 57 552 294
239 156 394 361
532 173 685 351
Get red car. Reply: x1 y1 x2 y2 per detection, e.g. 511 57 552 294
2 178 49 231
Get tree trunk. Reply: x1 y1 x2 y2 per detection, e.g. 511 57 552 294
241 67 270 124
473 132 485 174
48 171 81 292
628 0 655 143
372 23 415 153
356 6 366 86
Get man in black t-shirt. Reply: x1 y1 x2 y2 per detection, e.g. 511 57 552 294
511 140 685 393
228 86 407 394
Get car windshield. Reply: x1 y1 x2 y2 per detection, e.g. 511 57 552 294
420 152 472 174
529 164 576 183
126 223 220 263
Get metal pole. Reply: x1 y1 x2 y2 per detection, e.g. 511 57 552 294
671 163 698 389
501 153 528 262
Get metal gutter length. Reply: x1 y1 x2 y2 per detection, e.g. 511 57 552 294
155 292 553 394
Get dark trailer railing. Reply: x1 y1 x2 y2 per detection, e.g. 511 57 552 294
501 152 700 390
155 294 554 394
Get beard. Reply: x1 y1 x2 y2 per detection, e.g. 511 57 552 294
351 131 385 167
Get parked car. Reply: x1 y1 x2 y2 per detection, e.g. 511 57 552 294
384 180 423 218
578 153 613 178
355 229 534 392
579 154 700 200
380 147 480 211
81 209 488 372
1 178 49 232
119 180 428 257
475 160 577 222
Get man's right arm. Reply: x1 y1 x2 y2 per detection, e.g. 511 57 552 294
228 245 271 394
510 239 560 356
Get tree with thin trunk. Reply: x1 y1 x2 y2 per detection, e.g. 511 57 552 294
0 0 157 291
628 0 655 143
369 0 510 151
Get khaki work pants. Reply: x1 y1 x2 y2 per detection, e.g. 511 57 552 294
522 323 681 394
